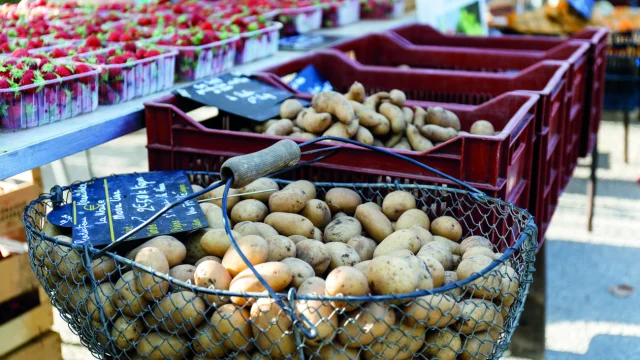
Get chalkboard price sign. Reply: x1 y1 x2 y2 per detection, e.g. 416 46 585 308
175 73 294 122
567 0 595 19
57 171 208 246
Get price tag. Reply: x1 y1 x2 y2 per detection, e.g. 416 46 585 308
288 65 333 95
174 73 295 122
567 0 595 19
279 34 345 51
48 171 208 246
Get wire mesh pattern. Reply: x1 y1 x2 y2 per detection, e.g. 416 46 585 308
24 172 536 360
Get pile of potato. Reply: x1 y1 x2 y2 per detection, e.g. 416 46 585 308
34 178 519 360
253 82 497 151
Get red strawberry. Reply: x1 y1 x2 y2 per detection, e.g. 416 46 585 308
0 76 16 100
18 69 44 93
11 48 29 58
144 49 160 58
123 43 137 52
75 63 93 84
119 33 133 42
109 55 126 65
50 48 67 58
42 72 58 81
107 31 122 42
54 65 73 78
135 48 146 59
107 48 118 57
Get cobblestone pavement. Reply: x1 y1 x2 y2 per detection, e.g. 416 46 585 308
42 114 640 360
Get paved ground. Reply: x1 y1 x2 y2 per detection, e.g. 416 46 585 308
41 113 640 359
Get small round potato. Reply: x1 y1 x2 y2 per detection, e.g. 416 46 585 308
395 209 430 230
111 315 145 351
460 330 498 360
240 178 279 202
136 332 189 360
444 271 463 298
409 225 434 246
301 199 332 230
169 264 196 285
367 256 419 296
221 235 268 277
195 260 232 305
265 235 296 262
404 294 460 328
269 188 308 213
264 212 315 238
144 291 206 333
234 221 279 239
354 260 371 276
203 186 241 212
418 241 455 270
337 302 396 347
281 258 315 288
325 266 370 310
423 329 462 360
296 240 331 275
201 229 241 258
134 247 170 301
373 229 422 257
470 120 496 136
284 180 316 201
230 199 268 223
209 304 252 351
312 227 323 241
462 246 496 260
457 255 502 299
195 255 221 267
323 216 362 243
456 299 502 335
230 262 293 306
91 256 117 283
86 282 117 321
460 236 493 255
354 203 393 243
364 323 424 360
114 271 149 317
401 255 434 291
183 229 212 264
433 235 462 256
325 242 361 271
289 235 309 244
200 203 225 230
347 236 377 261
418 255 445 287
325 188 362 215
382 191 417 221
430 216 463 242
125 235 186 267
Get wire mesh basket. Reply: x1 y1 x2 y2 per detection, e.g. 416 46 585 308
23 138 537 360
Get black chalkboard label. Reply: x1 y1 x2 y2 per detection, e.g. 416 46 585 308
174 73 294 122
279 35 345 51
567 0 594 19
61 171 207 246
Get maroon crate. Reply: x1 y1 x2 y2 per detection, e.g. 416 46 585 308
145 90 540 245
333 32 588 190
390 23 608 159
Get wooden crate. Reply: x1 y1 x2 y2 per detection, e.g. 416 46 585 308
1 332 62 360
0 253 54 357
0 168 43 243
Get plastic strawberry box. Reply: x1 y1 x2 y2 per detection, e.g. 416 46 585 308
320 0 361 28
277 4 323 36
70 46 178 105
156 35 238 81
260 50 570 244
0 59 99 131
235 22 282 64
360 0 404 19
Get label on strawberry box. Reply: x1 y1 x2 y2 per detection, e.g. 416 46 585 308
47 171 208 246
175 73 296 122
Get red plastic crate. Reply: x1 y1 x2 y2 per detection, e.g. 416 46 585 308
259 51 569 244
334 33 589 189
390 24 608 159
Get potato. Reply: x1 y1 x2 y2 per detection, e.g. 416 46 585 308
298 276 326 295
429 219 463 245
251 298 296 358
406 123 434 151
379 102 406 134
364 91 389 110
345 81 365 103
384 131 403 149
404 294 460 327
288 235 309 244
325 266 370 310
418 255 445 287
409 225 434 246
46 235 85 282
91 256 117 283
145 291 206 333
203 186 240 212
221 235 268 277
367 256 419 296
136 332 188 360
395 209 430 230
470 120 495 135
169 264 196 285
426 106 461 131
192 323 227 358
296 294 338 345
201 203 225 230
296 240 330 275
323 216 362 244
269 188 308 213
373 229 422 257
114 271 149 316
497 264 519 308
386 249 414 258
364 323 424 360
393 138 412 150
312 227 323 241
231 200 268 223
351 101 390 136
134 247 170 301
402 107 414 124
264 212 315 238
389 89 406 107
354 203 393 243
210 304 252 351
181 230 210 264
413 106 427 127
265 119 294 136
201 229 241 258
111 315 145 351
325 242 361 271
229 262 293 305
460 236 493 255
332 212 348 220
323 122 351 139
382 190 416 221
401 255 434 291
289 132 318 140
456 299 502 334
126 236 187 267
421 124 458 142
265 235 296 261
463 246 496 260
241 178 279 202
312 91 355 124
280 99 303 119
418 241 454 270
324 188 362 215
444 271 463 297
346 236 377 261
281 258 315 288
423 329 462 360
301 199 332 229
307 345 359 360
346 119 359 137
337 302 396 347
355 126 374 145
284 180 316 201
457 255 501 298
234 221 279 238
195 255 221 267
460 330 498 360
434 235 462 255
354 260 371 276
86 282 117 321
195 260 232 305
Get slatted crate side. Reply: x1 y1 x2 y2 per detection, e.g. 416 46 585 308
0 169 43 243
1 332 62 360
